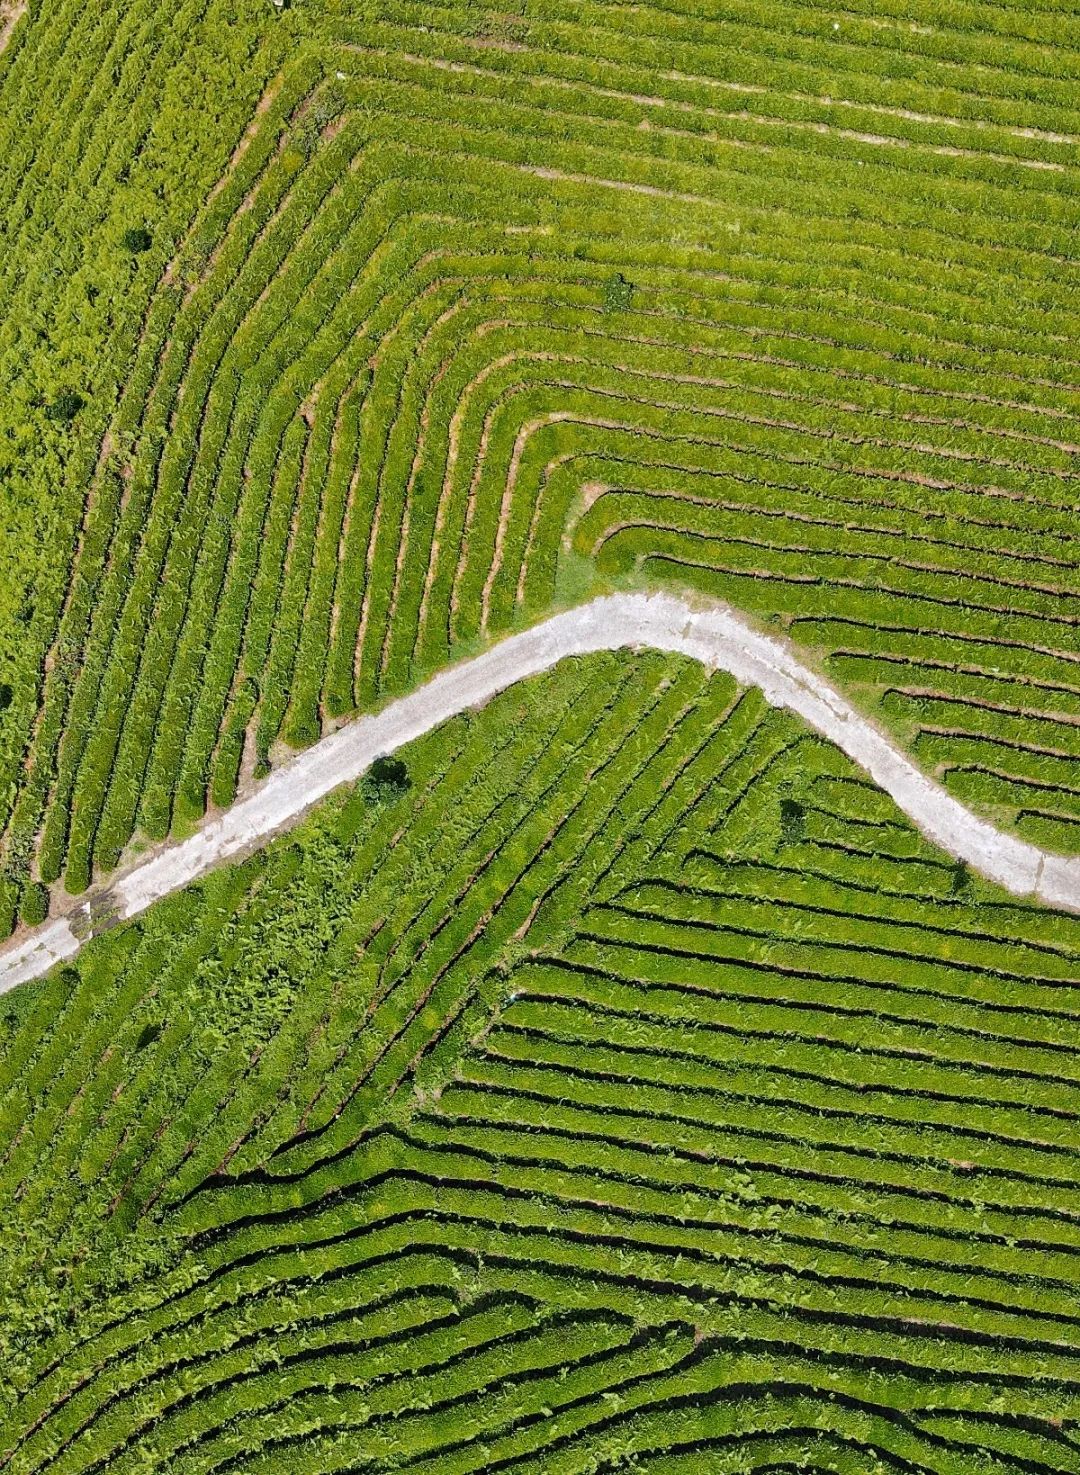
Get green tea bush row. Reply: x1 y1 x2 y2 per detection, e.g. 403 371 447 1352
4 6 1078 921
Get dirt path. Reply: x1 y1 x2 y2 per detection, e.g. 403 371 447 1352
3 590 1077 992
0 0 26 56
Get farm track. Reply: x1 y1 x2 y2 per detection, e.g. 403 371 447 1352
2 590 1078 994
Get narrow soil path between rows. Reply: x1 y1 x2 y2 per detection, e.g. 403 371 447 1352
0 0 26 55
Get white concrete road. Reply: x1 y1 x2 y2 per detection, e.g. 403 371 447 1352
3 591 1077 994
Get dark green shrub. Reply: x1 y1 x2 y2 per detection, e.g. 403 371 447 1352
604 273 633 311
122 226 153 253
370 755 409 789
779 798 805 844
45 388 84 423
136 1020 164 1050
0 683 12 711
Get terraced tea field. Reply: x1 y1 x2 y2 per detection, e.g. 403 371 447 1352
1 0 1079 933
0 0 1078 1468
3 653 1080 1472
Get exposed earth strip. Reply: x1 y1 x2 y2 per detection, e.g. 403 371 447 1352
3 591 1077 993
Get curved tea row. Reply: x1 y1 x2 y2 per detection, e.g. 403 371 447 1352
0 1 1077 934
2 649 1079 1472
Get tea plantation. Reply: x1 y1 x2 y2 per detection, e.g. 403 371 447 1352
0 0 1078 1468
3 653 1080 1471
0 0 1078 929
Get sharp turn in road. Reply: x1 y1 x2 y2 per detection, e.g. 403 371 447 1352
3 591 1078 993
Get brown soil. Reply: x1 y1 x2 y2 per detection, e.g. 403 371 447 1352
0 0 27 56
